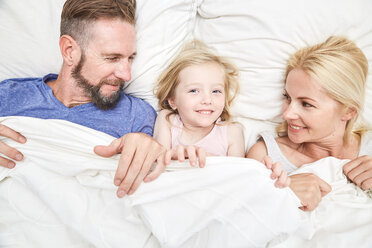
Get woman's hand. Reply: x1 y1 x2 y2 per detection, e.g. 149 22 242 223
343 155 372 190
289 173 331 211
262 156 290 188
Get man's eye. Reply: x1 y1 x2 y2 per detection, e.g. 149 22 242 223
106 57 119 61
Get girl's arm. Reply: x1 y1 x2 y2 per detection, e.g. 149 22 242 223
153 109 172 149
226 123 245 157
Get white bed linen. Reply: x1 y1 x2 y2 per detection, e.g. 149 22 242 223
0 116 303 248
269 157 372 248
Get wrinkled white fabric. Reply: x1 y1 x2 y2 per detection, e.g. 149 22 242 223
269 157 372 248
0 117 303 248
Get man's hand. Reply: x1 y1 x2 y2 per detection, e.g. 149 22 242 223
289 173 331 211
343 155 372 190
94 132 166 198
0 124 26 168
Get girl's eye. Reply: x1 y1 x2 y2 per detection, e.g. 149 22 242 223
212 89 222 94
188 89 198 93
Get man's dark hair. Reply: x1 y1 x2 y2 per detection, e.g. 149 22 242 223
60 0 136 49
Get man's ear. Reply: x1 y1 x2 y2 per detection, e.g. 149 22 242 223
168 98 177 110
59 35 81 66
341 107 357 121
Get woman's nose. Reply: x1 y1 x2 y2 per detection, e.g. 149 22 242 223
282 102 299 120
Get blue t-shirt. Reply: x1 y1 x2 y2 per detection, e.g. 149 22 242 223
0 74 156 138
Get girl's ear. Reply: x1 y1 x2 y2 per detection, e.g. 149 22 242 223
341 107 357 121
168 98 177 110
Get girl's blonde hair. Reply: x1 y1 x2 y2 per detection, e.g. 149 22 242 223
155 40 239 122
277 36 369 142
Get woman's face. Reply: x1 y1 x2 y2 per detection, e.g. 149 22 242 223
282 68 348 144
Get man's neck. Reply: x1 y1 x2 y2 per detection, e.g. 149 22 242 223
47 74 91 108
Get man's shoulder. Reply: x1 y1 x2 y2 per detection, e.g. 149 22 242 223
0 74 55 88
119 93 156 112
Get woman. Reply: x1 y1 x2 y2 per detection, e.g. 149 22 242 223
247 36 372 211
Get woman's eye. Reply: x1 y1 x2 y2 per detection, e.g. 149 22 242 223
283 93 291 101
302 102 313 108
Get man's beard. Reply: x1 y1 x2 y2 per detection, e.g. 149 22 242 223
71 54 124 110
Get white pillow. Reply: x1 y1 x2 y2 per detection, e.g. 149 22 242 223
195 0 372 124
0 0 65 79
125 0 198 108
0 0 197 110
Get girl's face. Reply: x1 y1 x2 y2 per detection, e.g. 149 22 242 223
168 62 226 130
282 68 350 144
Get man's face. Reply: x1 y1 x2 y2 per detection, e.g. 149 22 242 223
72 19 136 110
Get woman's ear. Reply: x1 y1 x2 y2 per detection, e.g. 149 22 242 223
341 107 357 121
168 98 177 110
59 35 81 66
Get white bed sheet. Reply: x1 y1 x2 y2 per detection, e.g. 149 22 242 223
0 116 303 248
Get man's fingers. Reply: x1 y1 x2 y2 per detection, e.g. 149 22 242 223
0 141 24 168
0 156 16 169
0 124 26 144
126 152 155 194
0 124 26 168
144 155 166 183
94 138 123 158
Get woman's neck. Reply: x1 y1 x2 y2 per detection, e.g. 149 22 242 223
300 134 360 160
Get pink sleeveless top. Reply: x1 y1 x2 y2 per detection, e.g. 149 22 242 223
170 115 228 156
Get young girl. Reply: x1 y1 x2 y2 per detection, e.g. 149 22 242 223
153 41 289 187
154 41 245 167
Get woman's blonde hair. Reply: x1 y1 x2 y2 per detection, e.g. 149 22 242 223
277 36 369 142
155 40 239 122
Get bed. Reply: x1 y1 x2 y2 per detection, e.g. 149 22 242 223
0 0 372 247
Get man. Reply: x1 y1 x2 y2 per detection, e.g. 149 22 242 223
0 0 166 198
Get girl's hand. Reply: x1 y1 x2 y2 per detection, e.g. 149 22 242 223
262 156 290 188
165 145 207 168
343 155 372 190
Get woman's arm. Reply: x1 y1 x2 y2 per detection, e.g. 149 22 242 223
246 140 268 161
227 123 245 157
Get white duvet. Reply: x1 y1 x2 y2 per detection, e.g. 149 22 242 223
0 117 371 248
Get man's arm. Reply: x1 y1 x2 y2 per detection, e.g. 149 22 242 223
0 123 26 168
